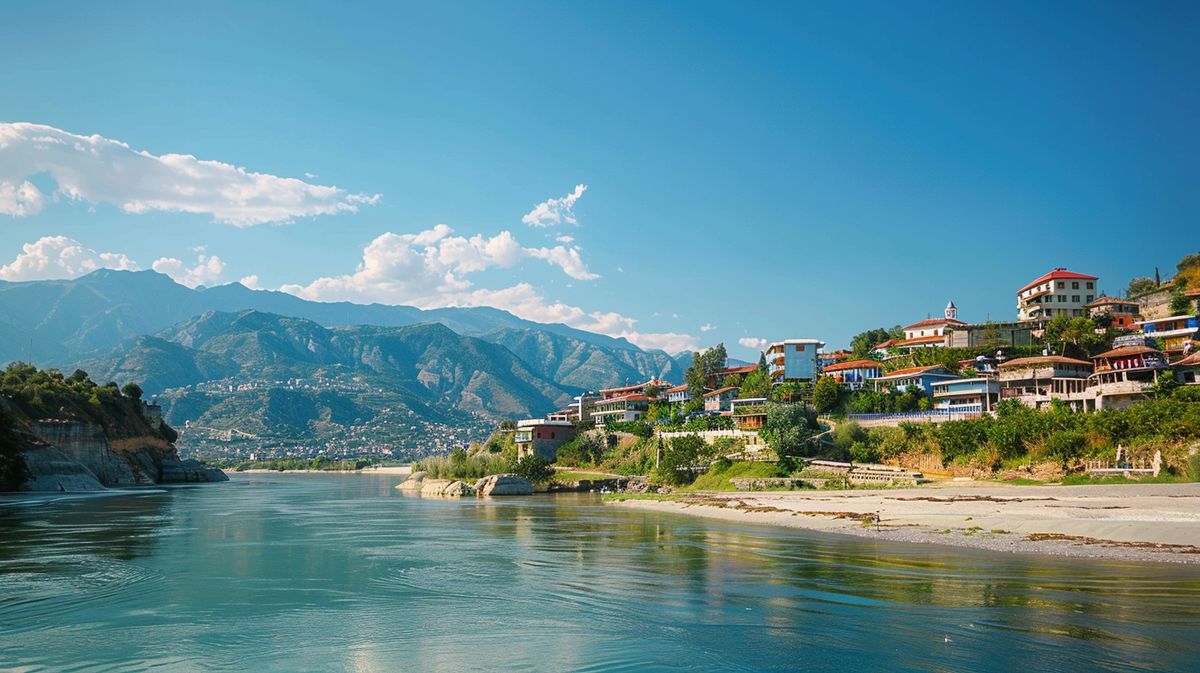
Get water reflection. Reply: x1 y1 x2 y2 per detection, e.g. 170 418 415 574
1 473 1199 673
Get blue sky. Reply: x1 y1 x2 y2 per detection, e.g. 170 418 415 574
1 1 1196 356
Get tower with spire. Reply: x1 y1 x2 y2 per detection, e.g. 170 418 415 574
945 300 957 321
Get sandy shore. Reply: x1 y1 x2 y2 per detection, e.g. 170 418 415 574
611 482 1200 564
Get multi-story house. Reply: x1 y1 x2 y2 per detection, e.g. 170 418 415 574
702 386 739 412
708 364 756 388
665 384 691 407
1136 314 1198 360
591 394 651 427
1089 345 1169 411
869 365 959 395
1016 268 1099 321
997 355 1093 411
515 419 576 460
1086 296 1142 329
599 379 671 400
821 359 884 390
930 378 999 414
730 397 768 431
766 339 824 383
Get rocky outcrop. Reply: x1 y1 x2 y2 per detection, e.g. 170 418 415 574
417 478 475 496
20 446 106 492
395 471 427 491
16 419 227 492
474 474 533 496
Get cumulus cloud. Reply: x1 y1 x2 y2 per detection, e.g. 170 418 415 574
0 122 380 226
239 274 263 290
0 235 138 281
738 337 768 350
700 323 716 332
152 252 225 288
522 184 586 227
555 234 575 244
280 226 696 353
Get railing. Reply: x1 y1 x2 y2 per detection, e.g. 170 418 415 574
846 409 983 426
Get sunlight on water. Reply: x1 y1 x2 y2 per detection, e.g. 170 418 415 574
2 473 1199 672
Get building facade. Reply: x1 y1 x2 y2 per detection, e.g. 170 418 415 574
703 386 739 412
1089 346 1169 411
930 378 999 414
730 397 768 431
591 394 651 426
821 359 884 390
1136 315 1198 360
1016 268 1099 321
766 339 824 383
1086 296 1142 329
997 356 1093 411
514 419 576 460
869 365 959 395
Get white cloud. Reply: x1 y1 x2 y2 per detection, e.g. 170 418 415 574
700 323 716 332
279 226 696 353
0 235 138 281
522 184 587 228
152 252 225 288
738 337 768 350
555 234 574 244
240 274 262 290
0 122 380 226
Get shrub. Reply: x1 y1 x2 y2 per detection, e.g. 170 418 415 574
509 454 555 484
1045 431 1087 461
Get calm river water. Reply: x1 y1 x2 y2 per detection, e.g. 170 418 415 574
2 473 1199 672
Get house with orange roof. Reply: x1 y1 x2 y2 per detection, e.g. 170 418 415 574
708 364 756 388
1016 268 1099 321
1089 345 1169 411
1176 350 1200 386
821 359 884 390
665 383 691 406
702 386 739 412
997 355 1094 411
598 379 671 400
1086 296 1142 329
868 365 959 395
888 302 965 354
1136 314 1198 360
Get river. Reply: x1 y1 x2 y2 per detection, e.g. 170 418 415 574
2 473 1198 672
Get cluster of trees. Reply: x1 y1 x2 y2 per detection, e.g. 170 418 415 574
849 326 904 358
0 363 168 440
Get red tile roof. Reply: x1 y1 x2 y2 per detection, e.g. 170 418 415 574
1017 268 1098 295
665 384 689 393
999 356 1093 369
1176 350 1200 367
872 339 897 350
896 334 947 346
599 379 670 395
1086 296 1138 308
1093 346 1161 360
822 359 884 373
715 365 757 376
702 386 738 398
874 365 953 379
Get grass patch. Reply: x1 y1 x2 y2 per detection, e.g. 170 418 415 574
1060 473 1190 486
682 461 786 492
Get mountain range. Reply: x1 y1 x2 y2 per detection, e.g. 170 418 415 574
1 270 688 452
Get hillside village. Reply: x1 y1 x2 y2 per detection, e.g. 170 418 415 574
498 255 1200 486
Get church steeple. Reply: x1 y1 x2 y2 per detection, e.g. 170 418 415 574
945 300 957 321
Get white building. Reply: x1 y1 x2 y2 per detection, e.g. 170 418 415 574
1016 268 1099 321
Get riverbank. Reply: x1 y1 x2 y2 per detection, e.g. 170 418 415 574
238 465 412 475
609 481 1200 564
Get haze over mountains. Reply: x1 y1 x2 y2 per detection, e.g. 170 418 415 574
0 270 686 452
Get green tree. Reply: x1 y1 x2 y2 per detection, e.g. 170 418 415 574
850 328 892 358
1169 281 1191 314
739 369 771 399
121 382 143 400
509 454 555 483
654 435 705 486
811 376 841 413
1043 315 1101 356
684 343 728 398
757 351 768 374
1126 277 1157 297
760 402 817 457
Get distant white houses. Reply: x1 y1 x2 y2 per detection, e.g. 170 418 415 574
665 384 691 406
591 394 651 427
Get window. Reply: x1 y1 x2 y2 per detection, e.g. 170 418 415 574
1072 282 1079 289
1087 295 1094 303
1072 295 1080 303
1057 281 1065 288
1058 295 1067 303
1087 282 1094 289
